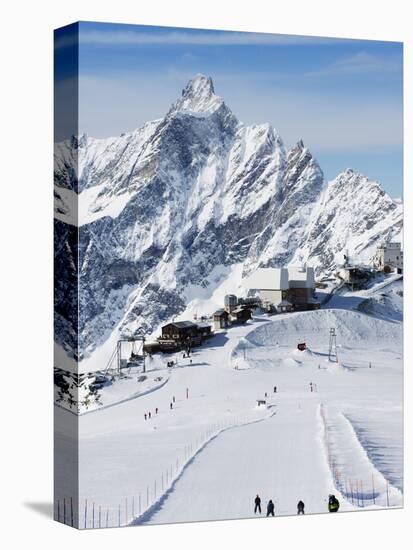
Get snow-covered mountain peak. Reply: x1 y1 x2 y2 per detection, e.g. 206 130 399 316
78 133 88 148
54 76 403 362
332 169 385 195
282 139 323 199
187 73 215 94
287 139 310 160
170 74 224 115
292 138 305 151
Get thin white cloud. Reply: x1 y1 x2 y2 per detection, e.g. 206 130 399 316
306 51 401 76
55 28 347 49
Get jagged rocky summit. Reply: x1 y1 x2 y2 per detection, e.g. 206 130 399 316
54 74 403 361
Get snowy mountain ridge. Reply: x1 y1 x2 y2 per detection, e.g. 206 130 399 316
54 74 403 363
169 74 224 115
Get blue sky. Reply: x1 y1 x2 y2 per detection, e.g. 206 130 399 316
55 22 403 197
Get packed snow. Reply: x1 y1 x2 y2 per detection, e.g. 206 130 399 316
54 278 403 528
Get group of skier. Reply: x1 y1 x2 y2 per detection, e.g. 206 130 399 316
254 495 275 517
253 494 340 516
143 389 190 421
262 381 318 397
263 386 278 399
309 381 318 392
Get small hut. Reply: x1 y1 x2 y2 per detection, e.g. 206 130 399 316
213 309 230 330
275 299 293 313
230 307 252 324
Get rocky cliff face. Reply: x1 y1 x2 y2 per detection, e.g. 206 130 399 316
54 74 403 362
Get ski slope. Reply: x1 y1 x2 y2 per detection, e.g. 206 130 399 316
143 400 351 524
54 280 403 528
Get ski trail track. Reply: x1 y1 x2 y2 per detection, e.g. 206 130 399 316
131 411 276 525
143 398 347 525
321 404 403 508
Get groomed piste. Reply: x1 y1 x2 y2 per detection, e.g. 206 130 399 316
55 279 403 528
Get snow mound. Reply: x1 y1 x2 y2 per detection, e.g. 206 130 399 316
282 357 303 368
357 280 403 322
245 308 401 348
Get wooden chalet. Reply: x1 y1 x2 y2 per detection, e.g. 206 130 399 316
230 307 252 324
213 309 230 330
161 321 199 341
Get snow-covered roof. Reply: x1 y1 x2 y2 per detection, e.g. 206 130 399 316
196 322 212 329
242 268 289 291
231 307 249 314
164 321 197 329
213 309 229 317
275 300 292 307
288 266 315 288
378 242 401 250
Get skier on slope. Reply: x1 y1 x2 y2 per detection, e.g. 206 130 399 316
297 500 305 515
254 494 262 514
328 495 340 513
266 499 275 517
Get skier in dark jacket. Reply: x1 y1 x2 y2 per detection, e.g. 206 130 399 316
328 495 340 512
266 500 275 517
254 494 261 514
297 500 305 515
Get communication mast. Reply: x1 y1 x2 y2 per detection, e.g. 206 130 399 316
328 328 338 362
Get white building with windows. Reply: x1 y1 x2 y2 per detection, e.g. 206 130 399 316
242 267 290 311
372 242 403 273
242 266 318 312
288 266 315 288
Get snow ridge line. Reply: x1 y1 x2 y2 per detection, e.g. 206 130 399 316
341 413 403 500
319 403 357 509
80 375 171 416
319 403 402 509
361 274 403 297
130 410 277 526
55 374 171 417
